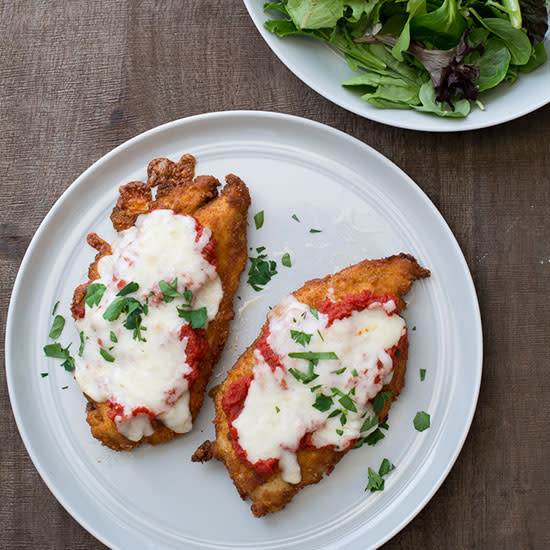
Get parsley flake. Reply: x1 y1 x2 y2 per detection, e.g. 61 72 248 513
288 362 318 384
254 210 264 230
275 406 280 413
366 467 385 492
420 369 426 381
85 283 106 307
290 330 312 347
332 367 346 375
288 351 338 364
52 301 60 316
309 307 319 319
40 373 48 378
378 458 395 477
281 253 291 268
159 278 191 304
117 281 139 296
360 415 378 433
292 214 300 222
100 348 115 362
317 329 324 342
413 411 431 432
336 429 344 436
61 385 69 390
309 228 322 233
247 251 278 291
312 393 333 412
110 331 118 343
373 391 391 413
78 331 85 357
351 368 358 377
177 306 207 329
49 315 65 339
44 343 75 372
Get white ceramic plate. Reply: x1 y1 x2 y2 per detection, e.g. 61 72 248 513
6 111 482 549
243 1 550 131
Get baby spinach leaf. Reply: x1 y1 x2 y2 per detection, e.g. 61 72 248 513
413 81 471 117
519 40 548 72
392 0 426 61
287 0 345 29
411 0 467 49
479 17 532 65
467 37 511 91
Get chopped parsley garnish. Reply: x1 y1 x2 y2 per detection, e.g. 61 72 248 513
339 412 347 426
78 331 85 357
379 422 389 430
309 307 319 319
420 369 426 381
373 391 391 413
292 214 300 222
351 368 358 377
312 393 333 412
256 246 266 253
275 406 280 413
247 251 278 291
366 459 395 492
336 429 344 436
310 384 322 392
49 315 65 339
110 331 118 343
43 343 75 372
100 348 115 362
61 386 69 390
332 367 346 375
365 429 385 446
309 228 322 233
378 458 395 477
336 393 357 412
413 411 431 432
395 349 401 357
281 252 291 268
360 415 378 433
288 362 318 384
85 283 106 307
290 330 312 347
288 351 338 364
254 210 264 230
317 329 324 342
103 296 148 341
103 297 126 320
177 306 208 329
117 281 139 296
52 301 60 316
366 467 385 492
40 373 48 378
159 278 192 304
412 326 417 331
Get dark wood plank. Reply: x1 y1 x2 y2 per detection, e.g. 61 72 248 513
1 1 549 548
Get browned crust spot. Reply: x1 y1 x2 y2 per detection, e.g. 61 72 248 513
196 254 430 516
73 154 250 451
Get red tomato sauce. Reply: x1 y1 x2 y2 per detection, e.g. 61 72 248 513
221 377 281 477
317 290 400 327
256 329 284 372
193 217 218 268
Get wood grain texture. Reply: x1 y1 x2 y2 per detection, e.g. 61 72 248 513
1 1 549 548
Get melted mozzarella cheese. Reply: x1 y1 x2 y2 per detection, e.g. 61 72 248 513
75 209 222 441
232 295 405 483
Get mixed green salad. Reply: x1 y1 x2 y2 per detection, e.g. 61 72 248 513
264 0 549 117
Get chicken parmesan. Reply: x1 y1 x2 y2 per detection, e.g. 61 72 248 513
71 154 250 450
192 254 429 516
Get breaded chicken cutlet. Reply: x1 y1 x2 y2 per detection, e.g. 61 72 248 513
192 254 430 516
71 154 250 451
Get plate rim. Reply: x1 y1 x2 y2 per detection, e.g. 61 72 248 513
5 109 483 549
242 0 550 132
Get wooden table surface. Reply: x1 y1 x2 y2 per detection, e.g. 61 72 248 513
1 1 549 548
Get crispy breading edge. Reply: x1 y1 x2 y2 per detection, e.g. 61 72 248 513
71 154 250 451
192 254 430 516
